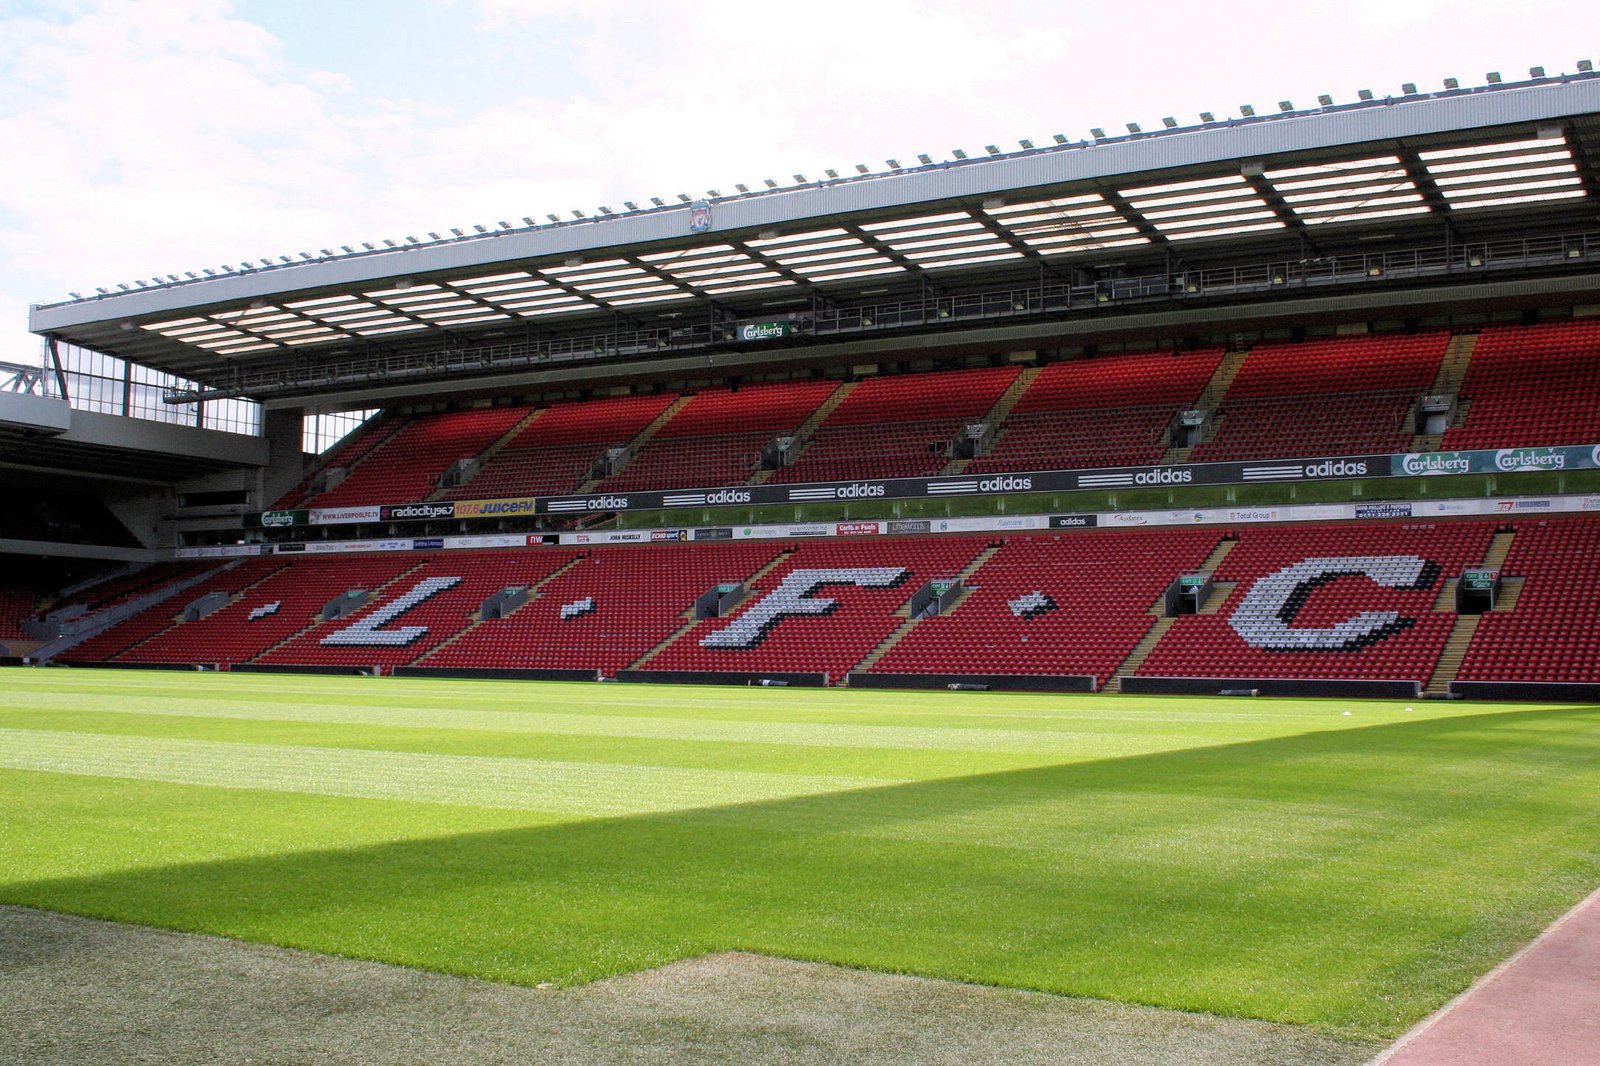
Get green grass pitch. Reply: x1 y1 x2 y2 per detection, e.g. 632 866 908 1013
2 667 1598 1039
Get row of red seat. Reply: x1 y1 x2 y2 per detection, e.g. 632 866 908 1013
276 321 1599 508
66 519 1599 686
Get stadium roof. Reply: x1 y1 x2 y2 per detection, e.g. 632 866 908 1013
30 72 1600 402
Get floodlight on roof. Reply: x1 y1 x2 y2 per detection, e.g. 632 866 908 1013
763 178 779 188
570 210 585 218
622 202 637 211
280 254 294 262
1579 59 1593 72
134 280 146 288
1486 71 1502 83
1358 89 1374 101
1317 94 1333 106
297 253 311 260
678 192 694 201
1019 138 1034 148
362 242 375 250
185 271 198 278
97 285 110 292
1444 77 1459 89
1199 112 1215 123
222 263 235 270
1052 133 1068 144
321 248 334 255
1278 100 1293 111
69 291 81 299
472 225 487 233
1531 66 1546 78
793 173 808 183
1238 105 1255 117
825 168 839 178
167 274 179 281
884 160 899 170
342 245 355 253
1088 129 1104 139
383 239 398 247
599 207 615 216
201 270 214 277
917 153 933 164
855 163 870 173
117 282 130 290
951 148 968 158
1401 83 1417 95
1124 123 1140 134
650 197 665 206
239 261 254 269
1161 117 1177 128
985 144 1001 154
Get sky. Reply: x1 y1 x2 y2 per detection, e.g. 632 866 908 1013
0 0 1596 364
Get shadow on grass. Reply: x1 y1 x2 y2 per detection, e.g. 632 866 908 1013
5 704 1600 1037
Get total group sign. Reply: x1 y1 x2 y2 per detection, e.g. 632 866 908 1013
241 444 1600 529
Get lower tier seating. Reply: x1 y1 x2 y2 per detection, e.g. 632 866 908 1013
1457 519 1600 684
71 519 1594 688
1138 522 1495 682
870 529 1221 688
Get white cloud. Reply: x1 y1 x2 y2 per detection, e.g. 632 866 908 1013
0 0 1594 367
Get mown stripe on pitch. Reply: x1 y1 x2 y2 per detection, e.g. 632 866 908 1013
4 692 1145 753
0 728 893 816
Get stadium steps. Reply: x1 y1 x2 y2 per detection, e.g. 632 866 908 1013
573 394 694 493
411 553 589 665
1109 616 1179 691
113 561 288 660
771 381 859 475
247 559 432 664
1110 536 1237 691
1159 350 1246 464
430 407 547 501
941 366 1044 475
1495 576 1526 612
624 547 796 669
851 542 1004 677
1426 614 1482 694
1424 531 1516 694
1410 333 1480 451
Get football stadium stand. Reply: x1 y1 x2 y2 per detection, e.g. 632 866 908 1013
306 406 531 508
1442 320 1600 449
1189 333 1447 462
770 366 1020 482
443 393 678 500
1457 518 1600 683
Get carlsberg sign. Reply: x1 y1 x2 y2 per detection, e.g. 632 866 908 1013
737 321 792 342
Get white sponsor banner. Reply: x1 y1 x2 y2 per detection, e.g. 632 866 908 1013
174 494 1593 559
310 505 382 525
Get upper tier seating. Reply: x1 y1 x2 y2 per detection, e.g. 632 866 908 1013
1442 319 1600 449
1190 333 1447 462
1457 518 1600 684
601 380 838 492
273 417 397 509
870 529 1221 688
1137 522 1495 682
772 366 1019 483
443 393 679 500
646 536 990 680
306 406 532 508
968 348 1224 473
422 542 783 674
